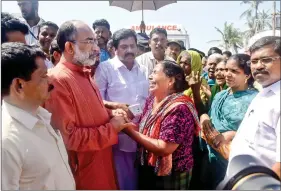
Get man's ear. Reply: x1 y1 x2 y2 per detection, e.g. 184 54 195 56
65 42 75 55
11 78 26 97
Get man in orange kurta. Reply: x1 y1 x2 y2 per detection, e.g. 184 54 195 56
44 20 127 190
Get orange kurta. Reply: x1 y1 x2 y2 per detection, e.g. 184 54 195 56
44 62 118 190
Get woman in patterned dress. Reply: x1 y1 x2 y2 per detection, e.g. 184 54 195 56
122 60 200 190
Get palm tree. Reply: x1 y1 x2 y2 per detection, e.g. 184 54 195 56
243 16 257 45
240 0 263 20
256 10 273 31
208 22 244 53
242 10 273 45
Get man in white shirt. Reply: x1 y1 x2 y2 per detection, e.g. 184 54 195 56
1 42 75 190
136 28 173 77
17 0 44 45
95 29 149 190
228 36 281 179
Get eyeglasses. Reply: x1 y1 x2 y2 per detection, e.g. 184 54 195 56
247 56 281 66
70 39 98 45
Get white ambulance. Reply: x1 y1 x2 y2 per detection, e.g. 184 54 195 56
130 23 190 49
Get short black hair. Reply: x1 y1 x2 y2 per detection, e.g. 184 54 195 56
1 12 29 44
228 54 254 87
56 20 77 51
223 50 232 57
49 40 61 63
208 47 222 56
188 48 205 59
112 28 137 49
161 60 188 93
92 19 110 30
38 21 59 34
249 36 281 56
17 0 39 10
1 42 46 96
149 28 167 38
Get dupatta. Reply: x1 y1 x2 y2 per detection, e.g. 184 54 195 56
138 93 200 176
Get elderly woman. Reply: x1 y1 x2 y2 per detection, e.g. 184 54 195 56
200 54 258 189
202 53 225 87
122 60 200 190
177 50 210 110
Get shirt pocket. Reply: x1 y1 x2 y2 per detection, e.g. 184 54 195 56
255 116 276 151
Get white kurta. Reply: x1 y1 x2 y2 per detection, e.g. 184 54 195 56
227 81 280 176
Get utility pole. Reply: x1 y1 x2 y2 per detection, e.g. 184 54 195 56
273 0 276 35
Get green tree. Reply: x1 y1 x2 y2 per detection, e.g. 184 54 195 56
243 16 257 45
256 10 273 31
240 0 263 20
208 22 244 53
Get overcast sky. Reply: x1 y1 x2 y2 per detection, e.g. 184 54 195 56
2 1 279 54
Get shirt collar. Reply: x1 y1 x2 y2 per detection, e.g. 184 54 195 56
147 51 174 61
113 56 139 70
60 61 92 76
2 100 52 130
20 17 44 28
148 51 155 60
259 80 280 96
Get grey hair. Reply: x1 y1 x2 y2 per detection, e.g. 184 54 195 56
208 53 224 64
56 20 78 51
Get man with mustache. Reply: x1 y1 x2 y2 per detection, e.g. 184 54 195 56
37 22 59 59
228 36 281 179
2 42 75 190
44 20 128 190
136 28 173 77
17 0 45 45
92 19 111 62
37 21 59 69
165 40 182 61
95 28 149 190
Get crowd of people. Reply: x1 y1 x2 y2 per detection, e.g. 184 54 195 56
1 0 280 190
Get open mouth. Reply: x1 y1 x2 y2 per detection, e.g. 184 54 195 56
209 69 214 73
149 80 156 87
216 76 225 81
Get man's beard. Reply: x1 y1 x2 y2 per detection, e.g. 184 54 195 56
73 45 97 66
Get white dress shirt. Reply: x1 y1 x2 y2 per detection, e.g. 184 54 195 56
19 17 45 45
2 101 75 190
95 56 149 108
227 80 280 175
136 51 174 78
95 56 149 152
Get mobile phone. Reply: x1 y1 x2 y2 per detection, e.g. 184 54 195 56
128 104 143 116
